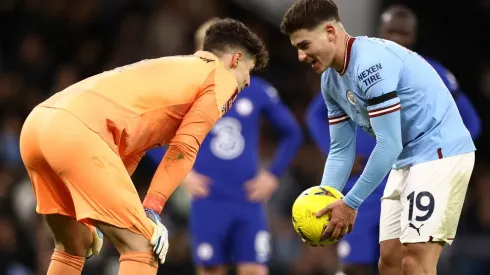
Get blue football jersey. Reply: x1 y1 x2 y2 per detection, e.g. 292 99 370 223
322 36 475 169
147 76 302 203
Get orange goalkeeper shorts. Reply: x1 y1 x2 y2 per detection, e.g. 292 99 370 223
19 107 153 240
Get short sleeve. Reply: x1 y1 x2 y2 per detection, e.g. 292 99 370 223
355 52 403 118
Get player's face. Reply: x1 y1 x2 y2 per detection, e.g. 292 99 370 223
230 53 255 91
289 25 336 73
378 15 416 49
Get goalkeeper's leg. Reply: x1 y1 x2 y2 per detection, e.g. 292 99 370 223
94 221 158 275
20 107 160 274
44 214 93 275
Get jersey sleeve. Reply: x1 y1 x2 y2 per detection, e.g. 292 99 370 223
259 82 303 177
344 110 403 209
355 53 402 118
305 92 331 156
143 68 238 213
322 84 349 125
441 68 459 95
319 88 356 192
455 91 482 139
320 117 357 192
343 52 405 209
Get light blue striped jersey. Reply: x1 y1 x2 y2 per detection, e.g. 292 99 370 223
321 36 475 169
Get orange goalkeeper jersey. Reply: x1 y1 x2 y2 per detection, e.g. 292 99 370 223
37 51 239 212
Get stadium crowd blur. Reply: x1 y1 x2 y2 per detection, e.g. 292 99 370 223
0 0 489 274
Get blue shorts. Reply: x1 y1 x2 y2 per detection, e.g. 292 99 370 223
337 186 382 265
189 199 270 266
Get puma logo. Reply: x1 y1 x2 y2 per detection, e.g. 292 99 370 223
409 223 424 236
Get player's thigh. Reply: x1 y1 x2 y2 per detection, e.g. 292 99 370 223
379 238 402 269
60 142 154 241
378 170 404 268
19 108 77 217
94 220 152 253
39 110 154 241
400 242 444 270
400 153 475 245
44 214 93 257
379 169 405 244
190 200 233 266
231 205 271 266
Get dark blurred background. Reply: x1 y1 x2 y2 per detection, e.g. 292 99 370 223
0 0 488 274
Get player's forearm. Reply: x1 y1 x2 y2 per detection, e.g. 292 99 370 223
269 130 303 176
455 92 481 139
306 97 331 156
144 139 198 213
344 111 402 209
269 112 303 177
320 120 356 191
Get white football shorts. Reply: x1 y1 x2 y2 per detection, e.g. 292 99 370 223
379 152 475 245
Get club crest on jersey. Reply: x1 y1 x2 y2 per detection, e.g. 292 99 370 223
236 98 253 116
346 90 356 105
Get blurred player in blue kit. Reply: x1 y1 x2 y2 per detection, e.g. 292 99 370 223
378 4 481 139
304 4 482 275
147 18 303 275
281 1 476 275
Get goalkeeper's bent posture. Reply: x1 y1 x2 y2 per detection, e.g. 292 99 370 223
19 18 268 275
148 18 303 275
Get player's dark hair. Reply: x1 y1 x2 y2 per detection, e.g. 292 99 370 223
280 0 340 35
203 18 268 70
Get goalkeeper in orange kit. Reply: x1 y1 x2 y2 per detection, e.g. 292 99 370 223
19 18 268 275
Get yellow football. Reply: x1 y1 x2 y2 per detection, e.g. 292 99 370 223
291 186 344 246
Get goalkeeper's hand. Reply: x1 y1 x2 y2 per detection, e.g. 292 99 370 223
86 226 103 258
145 208 169 264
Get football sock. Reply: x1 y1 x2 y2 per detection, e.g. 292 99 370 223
119 251 158 275
47 249 85 275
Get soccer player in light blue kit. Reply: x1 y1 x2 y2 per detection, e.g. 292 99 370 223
147 18 303 275
306 94 385 275
305 6 482 274
281 1 476 275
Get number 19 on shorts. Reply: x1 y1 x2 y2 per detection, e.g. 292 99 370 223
407 191 434 222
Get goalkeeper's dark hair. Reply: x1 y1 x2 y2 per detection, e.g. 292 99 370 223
203 18 268 70
281 0 340 35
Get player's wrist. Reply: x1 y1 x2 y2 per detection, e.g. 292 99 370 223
343 195 360 210
143 195 167 214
